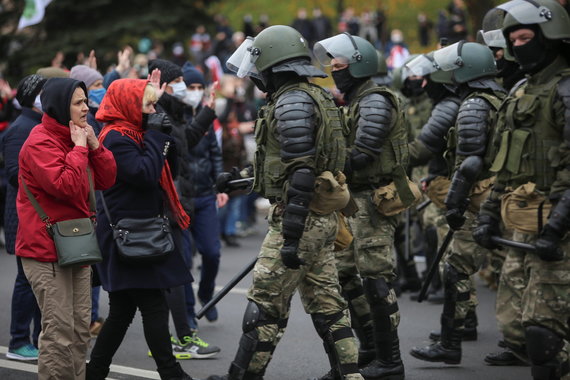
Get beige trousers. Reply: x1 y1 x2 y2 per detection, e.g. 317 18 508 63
22 258 91 380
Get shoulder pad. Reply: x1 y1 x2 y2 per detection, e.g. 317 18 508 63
359 92 393 125
275 90 315 121
355 93 394 154
418 96 461 154
275 90 317 161
456 97 492 156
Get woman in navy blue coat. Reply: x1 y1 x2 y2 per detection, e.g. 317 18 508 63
86 78 194 380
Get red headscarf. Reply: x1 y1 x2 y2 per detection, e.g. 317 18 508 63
96 79 190 229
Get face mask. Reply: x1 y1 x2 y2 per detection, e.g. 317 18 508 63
331 68 354 94
33 94 42 112
512 36 546 73
402 78 425 98
169 81 187 100
424 78 448 102
88 88 106 106
183 89 204 108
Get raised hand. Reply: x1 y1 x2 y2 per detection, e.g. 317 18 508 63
148 68 167 99
87 50 97 70
70 121 87 148
205 81 219 109
85 124 100 150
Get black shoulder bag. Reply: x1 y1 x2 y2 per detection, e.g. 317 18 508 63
100 193 174 263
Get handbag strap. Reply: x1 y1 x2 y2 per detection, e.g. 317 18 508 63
21 166 97 226
99 192 114 227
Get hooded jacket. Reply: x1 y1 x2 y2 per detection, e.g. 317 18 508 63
16 78 117 262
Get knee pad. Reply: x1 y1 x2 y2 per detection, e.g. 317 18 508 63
443 263 469 301
362 277 391 303
525 326 563 364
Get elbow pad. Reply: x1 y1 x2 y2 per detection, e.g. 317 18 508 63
282 168 315 241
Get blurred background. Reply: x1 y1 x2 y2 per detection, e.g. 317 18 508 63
0 0 499 83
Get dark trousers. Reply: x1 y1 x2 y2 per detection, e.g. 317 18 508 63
189 194 221 304
88 289 177 375
10 256 41 349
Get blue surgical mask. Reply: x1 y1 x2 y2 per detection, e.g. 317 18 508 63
89 88 106 107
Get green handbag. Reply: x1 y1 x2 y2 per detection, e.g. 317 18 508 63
22 167 102 267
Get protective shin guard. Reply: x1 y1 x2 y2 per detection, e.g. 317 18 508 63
311 311 360 378
228 301 287 380
361 278 405 380
525 326 568 380
340 277 375 360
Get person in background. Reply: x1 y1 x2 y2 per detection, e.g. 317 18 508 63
146 58 220 360
2 74 46 362
180 61 226 340
17 77 116 380
87 77 194 380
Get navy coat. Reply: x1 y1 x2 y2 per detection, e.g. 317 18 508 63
1 108 42 254
95 128 192 292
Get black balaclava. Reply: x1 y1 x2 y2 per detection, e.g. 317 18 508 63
331 67 354 94
508 25 561 74
258 69 301 95
41 78 87 126
498 59 525 91
401 78 425 98
424 76 450 103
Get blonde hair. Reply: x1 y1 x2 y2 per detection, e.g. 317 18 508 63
143 83 158 107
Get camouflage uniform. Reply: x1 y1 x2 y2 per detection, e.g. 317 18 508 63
474 2 570 376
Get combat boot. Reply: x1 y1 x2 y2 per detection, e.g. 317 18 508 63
360 335 405 379
409 326 462 365
428 309 477 342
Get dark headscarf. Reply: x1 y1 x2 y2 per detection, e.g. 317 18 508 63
41 77 87 126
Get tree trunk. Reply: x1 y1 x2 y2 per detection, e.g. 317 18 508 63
464 0 497 38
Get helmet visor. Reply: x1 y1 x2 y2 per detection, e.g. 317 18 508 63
480 29 507 48
313 34 361 66
226 37 261 79
497 0 553 26
405 54 439 77
433 42 464 72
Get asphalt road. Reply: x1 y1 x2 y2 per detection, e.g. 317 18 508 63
0 217 531 380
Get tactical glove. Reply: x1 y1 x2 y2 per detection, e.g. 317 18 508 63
215 172 234 193
445 208 467 230
280 239 305 269
535 225 564 261
472 214 501 250
145 113 173 135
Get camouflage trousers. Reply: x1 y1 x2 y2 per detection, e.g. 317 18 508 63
335 190 400 333
246 204 362 379
496 230 570 368
443 211 493 322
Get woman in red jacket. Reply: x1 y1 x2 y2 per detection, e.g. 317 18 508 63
16 77 116 380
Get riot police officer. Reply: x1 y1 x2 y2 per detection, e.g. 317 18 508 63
408 41 506 365
474 1 570 379
313 33 415 380
209 25 363 380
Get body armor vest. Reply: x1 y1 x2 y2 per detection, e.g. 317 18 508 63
253 81 346 199
404 93 433 142
490 60 570 192
345 81 409 186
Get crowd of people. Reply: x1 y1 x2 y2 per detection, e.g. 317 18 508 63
0 0 569 379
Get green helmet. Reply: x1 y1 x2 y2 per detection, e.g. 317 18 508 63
226 25 310 78
432 41 497 84
313 33 378 78
405 52 454 84
392 54 419 90
500 0 570 40
376 50 388 76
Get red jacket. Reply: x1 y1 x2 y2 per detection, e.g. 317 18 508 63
16 114 117 262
